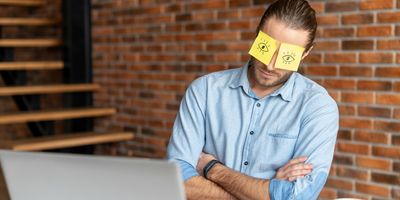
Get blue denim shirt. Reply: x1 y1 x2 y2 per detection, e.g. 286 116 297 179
167 62 339 200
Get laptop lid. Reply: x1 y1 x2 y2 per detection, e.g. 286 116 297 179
0 150 186 200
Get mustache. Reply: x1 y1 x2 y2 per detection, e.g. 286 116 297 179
249 58 279 76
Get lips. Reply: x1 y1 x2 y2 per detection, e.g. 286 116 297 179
257 67 276 78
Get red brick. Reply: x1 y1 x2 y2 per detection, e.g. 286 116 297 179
337 142 369 155
374 121 400 132
372 145 400 159
342 92 373 104
186 0 226 11
228 20 250 30
397 53 400 63
326 2 358 12
354 130 389 144
358 25 392 37
339 66 373 77
356 182 390 198
323 28 355 37
325 53 356 63
378 40 400 50
339 105 356 116
317 15 339 25
309 2 324 14
326 178 353 190
241 7 264 18
339 117 373 129
303 54 322 64
336 166 369 180
360 0 394 10
358 105 391 118
305 66 337 76
393 188 400 199
342 40 374 50
359 53 394 64
357 80 392 91
371 172 400 185
228 0 251 8
376 67 400 78
356 156 391 170
394 162 400 171
333 153 354 164
323 79 356 90
336 191 368 200
377 11 400 22
342 13 374 24
394 109 400 119
314 41 340 51
213 32 239 41
392 135 400 145
376 93 400 105
319 188 337 199
217 10 240 20
215 53 240 62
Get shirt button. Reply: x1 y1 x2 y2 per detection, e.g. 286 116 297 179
250 131 254 135
244 161 249 165
256 103 261 107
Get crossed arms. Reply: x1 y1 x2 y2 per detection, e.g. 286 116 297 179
185 154 312 200
168 78 339 200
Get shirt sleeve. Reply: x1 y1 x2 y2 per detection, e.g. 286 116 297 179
167 76 207 182
269 92 339 200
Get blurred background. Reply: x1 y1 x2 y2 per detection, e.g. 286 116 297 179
0 0 398 199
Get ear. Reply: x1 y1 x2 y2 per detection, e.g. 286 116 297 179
301 45 314 60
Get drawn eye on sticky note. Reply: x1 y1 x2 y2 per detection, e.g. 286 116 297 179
249 31 278 65
275 43 305 71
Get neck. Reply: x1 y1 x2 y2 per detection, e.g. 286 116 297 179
247 66 284 99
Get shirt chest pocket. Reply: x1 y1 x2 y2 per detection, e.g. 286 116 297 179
252 131 298 172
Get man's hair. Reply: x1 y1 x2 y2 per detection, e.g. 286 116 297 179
256 0 317 52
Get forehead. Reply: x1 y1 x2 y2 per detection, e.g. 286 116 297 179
261 17 309 48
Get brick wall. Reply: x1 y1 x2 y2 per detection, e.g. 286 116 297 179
91 0 400 199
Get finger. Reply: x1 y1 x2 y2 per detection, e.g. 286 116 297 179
288 169 312 178
281 163 312 175
288 156 308 165
281 156 308 171
278 167 312 180
287 163 313 171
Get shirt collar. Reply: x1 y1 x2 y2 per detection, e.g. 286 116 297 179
229 62 295 102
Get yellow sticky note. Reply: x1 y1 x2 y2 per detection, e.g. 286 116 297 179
248 31 278 65
275 43 305 71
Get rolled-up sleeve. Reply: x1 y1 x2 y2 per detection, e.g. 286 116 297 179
167 76 207 182
269 93 339 200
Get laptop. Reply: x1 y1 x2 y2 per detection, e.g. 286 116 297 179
0 150 186 200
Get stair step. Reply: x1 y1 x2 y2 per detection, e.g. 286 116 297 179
0 132 134 151
0 18 58 26
0 108 116 125
0 84 100 96
0 39 62 47
0 0 45 6
0 61 63 71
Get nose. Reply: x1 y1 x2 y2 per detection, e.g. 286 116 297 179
266 51 279 71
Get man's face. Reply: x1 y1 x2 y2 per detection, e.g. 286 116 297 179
249 17 310 89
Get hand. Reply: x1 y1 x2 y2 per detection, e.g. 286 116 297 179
274 156 313 182
196 152 217 176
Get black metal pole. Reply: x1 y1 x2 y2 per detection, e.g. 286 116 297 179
62 0 94 154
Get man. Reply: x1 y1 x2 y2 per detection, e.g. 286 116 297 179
167 0 339 199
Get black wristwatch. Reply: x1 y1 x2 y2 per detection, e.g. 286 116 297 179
203 159 223 179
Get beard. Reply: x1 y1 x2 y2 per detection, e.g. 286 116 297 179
248 57 292 88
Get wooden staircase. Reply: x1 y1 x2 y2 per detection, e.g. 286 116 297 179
0 0 134 152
